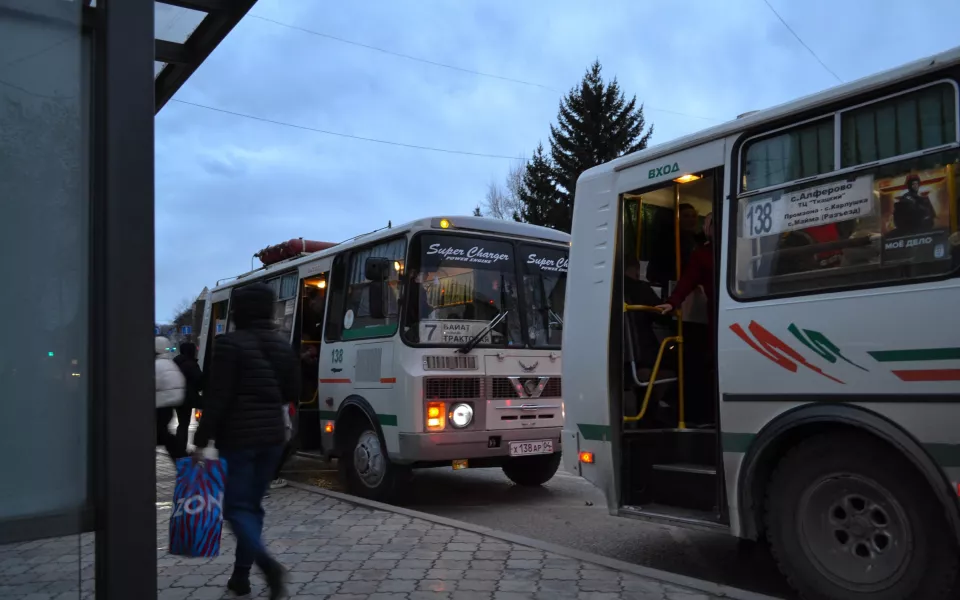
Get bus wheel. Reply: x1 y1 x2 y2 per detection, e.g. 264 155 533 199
339 425 400 501
502 452 561 487
765 432 959 600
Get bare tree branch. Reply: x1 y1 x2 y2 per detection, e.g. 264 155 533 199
482 159 526 220
170 297 195 325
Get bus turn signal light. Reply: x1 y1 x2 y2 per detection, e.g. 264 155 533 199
324 421 334 434
579 451 595 464
426 402 445 431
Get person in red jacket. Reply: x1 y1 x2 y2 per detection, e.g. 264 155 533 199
655 212 715 426
656 212 714 316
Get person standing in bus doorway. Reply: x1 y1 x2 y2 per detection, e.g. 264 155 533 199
656 213 715 427
172 342 203 456
192 283 300 600
656 212 715 318
155 336 186 464
646 203 705 288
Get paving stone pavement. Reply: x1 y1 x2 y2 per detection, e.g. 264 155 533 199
0 455 730 599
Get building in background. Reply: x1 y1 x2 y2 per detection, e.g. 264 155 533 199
0 1 256 598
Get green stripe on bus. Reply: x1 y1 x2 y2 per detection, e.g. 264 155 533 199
314 410 397 427
340 325 398 340
578 424 611 441
721 432 755 453
868 348 960 362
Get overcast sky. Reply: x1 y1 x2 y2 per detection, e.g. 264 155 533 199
154 0 960 320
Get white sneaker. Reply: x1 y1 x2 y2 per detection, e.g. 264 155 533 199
270 478 288 489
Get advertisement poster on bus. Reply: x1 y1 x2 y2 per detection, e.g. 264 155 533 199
878 166 953 264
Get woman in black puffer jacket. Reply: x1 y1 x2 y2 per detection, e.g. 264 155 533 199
193 282 300 600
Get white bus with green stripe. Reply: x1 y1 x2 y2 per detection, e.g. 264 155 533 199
197 216 569 501
562 45 960 600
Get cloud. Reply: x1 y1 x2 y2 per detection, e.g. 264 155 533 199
155 0 960 320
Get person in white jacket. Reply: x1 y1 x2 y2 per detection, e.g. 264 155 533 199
156 336 186 463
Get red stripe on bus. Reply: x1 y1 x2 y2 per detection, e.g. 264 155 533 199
319 378 351 384
892 369 960 382
380 378 396 384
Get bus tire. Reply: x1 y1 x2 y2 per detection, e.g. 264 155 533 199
502 452 561 487
338 422 401 502
764 432 958 600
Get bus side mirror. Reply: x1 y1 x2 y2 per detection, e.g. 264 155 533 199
364 257 390 282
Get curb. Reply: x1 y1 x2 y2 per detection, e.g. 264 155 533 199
287 481 783 600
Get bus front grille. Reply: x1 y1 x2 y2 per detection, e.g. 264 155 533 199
424 377 483 400
490 377 562 399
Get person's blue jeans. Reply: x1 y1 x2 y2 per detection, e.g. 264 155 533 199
220 445 285 569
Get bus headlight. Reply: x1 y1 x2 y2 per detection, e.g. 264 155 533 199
449 403 473 429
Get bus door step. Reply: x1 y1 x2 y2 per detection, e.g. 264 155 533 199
650 462 718 512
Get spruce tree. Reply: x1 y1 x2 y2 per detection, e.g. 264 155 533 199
518 143 561 228
549 60 653 231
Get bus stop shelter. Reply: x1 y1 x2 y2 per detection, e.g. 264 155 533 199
0 1 256 598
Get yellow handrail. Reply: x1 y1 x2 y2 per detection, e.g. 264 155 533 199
622 304 686 428
299 388 319 407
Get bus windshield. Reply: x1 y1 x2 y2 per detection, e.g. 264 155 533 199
404 233 567 349
520 243 568 348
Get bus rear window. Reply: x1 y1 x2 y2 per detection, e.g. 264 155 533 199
731 149 960 299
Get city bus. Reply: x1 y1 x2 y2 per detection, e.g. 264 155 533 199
562 45 960 600
197 216 569 501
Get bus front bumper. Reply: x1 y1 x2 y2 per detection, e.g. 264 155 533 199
395 428 562 466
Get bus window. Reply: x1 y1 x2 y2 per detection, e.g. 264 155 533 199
337 237 406 341
203 299 229 359
732 149 959 299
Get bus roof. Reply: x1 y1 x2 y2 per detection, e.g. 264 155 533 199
211 215 570 292
580 44 960 182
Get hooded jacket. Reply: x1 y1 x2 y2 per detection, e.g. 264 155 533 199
173 342 204 410
193 283 300 451
156 336 186 408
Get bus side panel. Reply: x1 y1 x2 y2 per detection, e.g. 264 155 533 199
563 170 618 511
317 337 402 455
197 300 212 369
352 339 399 454
718 280 960 536
198 288 231 371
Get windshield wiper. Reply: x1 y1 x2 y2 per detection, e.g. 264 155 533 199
457 311 509 354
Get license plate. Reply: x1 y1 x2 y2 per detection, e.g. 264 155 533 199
509 440 553 457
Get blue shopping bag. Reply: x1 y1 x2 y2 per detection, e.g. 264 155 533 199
169 456 228 558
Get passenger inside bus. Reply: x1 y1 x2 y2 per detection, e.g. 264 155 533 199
622 174 717 429
293 276 326 452
655 212 714 319
624 255 670 371
623 255 678 428
645 203 706 289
